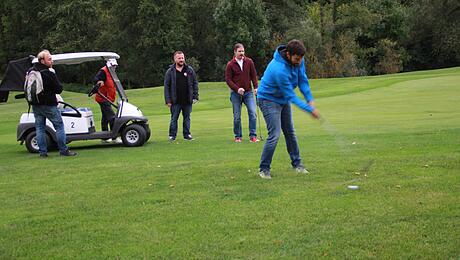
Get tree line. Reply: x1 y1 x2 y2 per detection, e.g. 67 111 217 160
1 0 459 89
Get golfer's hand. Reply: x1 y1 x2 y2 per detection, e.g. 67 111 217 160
166 103 172 108
254 88 258 95
97 81 104 87
237 88 245 95
192 99 198 104
311 109 320 120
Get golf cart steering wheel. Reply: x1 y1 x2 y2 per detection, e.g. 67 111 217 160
88 84 100 97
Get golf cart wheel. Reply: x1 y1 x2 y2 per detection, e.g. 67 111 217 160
143 124 151 141
25 131 51 153
121 124 146 147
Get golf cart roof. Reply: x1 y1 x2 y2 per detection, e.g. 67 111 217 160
32 52 120 65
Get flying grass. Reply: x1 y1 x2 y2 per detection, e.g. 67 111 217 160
0 68 459 258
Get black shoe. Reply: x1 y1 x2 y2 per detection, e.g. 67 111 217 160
39 153 48 158
60 150 77 156
184 134 194 140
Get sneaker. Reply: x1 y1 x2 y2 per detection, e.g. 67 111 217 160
39 153 48 158
294 165 309 174
259 169 272 179
184 134 194 140
101 138 112 143
168 136 176 141
113 137 123 144
234 137 242 143
250 137 260 143
60 149 77 156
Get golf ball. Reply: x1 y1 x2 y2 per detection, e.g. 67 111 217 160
347 185 359 190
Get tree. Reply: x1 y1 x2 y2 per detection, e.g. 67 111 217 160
406 0 460 69
214 0 270 80
185 0 219 81
0 0 52 72
40 0 100 85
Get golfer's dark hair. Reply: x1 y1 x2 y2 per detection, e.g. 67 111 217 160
173 51 184 59
233 43 244 52
286 39 306 56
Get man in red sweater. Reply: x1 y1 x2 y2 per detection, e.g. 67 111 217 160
225 43 259 143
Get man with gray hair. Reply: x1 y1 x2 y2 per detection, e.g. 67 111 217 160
29 50 77 157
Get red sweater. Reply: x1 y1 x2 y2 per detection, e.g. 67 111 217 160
95 66 116 103
225 57 258 92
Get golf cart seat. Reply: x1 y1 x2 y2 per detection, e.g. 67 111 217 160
60 107 92 118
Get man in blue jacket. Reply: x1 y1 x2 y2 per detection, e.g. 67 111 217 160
256 40 320 179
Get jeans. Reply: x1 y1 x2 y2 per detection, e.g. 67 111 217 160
230 91 257 138
99 101 116 131
169 103 192 137
258 99 302 171
32 105 68 154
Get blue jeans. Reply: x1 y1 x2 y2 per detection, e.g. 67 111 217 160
230 91 257 138
169 103 192 137
258 99 302 171
32 105 68 154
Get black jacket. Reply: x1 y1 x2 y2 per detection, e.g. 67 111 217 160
30 63 63 106
164 64 199 105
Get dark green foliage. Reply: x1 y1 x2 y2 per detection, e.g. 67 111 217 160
406 0 460 70
0 0 459 89
214 0 270 79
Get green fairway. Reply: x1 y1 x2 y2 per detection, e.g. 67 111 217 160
0 68 459 258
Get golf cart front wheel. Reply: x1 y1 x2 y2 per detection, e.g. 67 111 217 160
121 124 147 147
25 131 51 153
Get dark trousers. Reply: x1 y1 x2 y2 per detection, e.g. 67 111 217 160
98 101 115 131
169 103 192 138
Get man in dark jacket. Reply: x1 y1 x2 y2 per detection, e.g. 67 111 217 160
225 43 259 143
30 50 77 157
164 51 199 141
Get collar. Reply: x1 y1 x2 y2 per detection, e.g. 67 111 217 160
233 57 245 63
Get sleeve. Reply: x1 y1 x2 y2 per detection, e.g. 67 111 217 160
191 68 199 100
225 62 239 92
164 69 171 104
45 70 63 94
93 69 106 84
297 59 314 102
249 59 259 89
275 69 314 113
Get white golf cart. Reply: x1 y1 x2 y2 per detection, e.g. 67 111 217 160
15 52 151 153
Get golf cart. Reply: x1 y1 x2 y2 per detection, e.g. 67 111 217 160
10 52 150 153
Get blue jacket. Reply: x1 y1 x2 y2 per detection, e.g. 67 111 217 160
257 45 314 113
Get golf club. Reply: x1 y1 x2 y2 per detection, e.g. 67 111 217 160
251 87 264 141
319 115 373 178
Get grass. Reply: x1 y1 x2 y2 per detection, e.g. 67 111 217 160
0 67 459 258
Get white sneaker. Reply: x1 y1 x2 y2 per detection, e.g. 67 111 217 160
259 169 272 179
295 165 310 174
101 138 112 143
113 137 122 144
